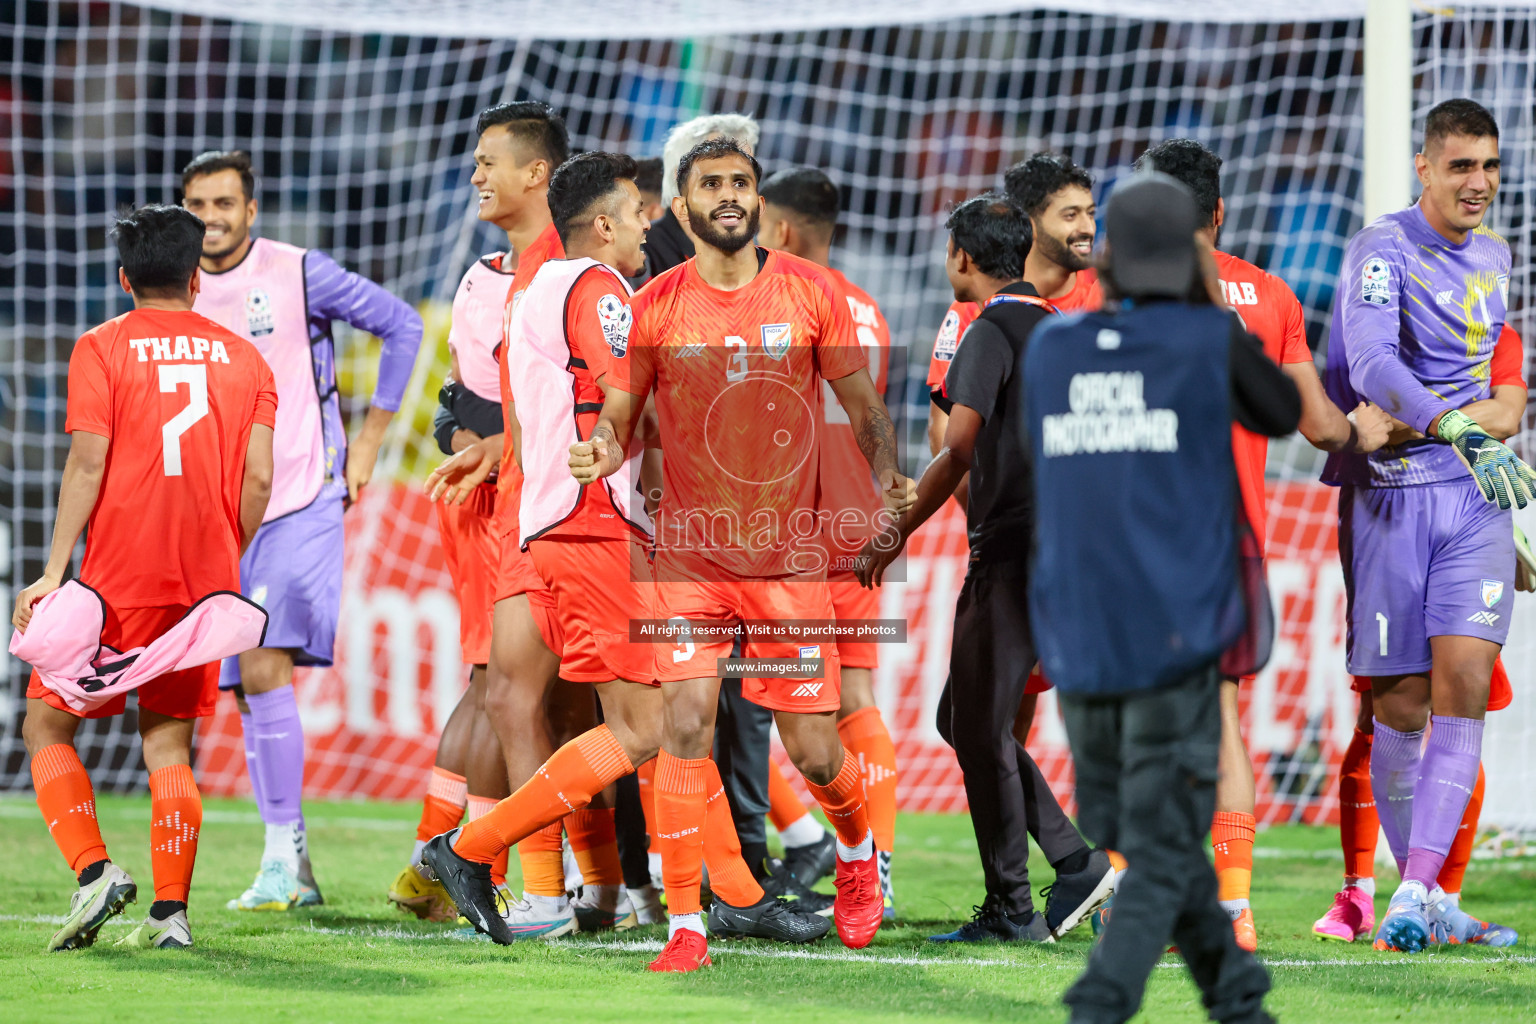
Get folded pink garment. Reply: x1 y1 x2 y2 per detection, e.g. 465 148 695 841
10 581 268 714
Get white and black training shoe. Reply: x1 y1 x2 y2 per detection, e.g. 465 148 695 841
709 894 831 943
48 862 137 952
421 829 514 945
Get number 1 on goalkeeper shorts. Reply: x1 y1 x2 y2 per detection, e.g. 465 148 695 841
1376 612 1388 657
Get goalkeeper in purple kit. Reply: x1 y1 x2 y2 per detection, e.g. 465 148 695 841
1321 98 1531 952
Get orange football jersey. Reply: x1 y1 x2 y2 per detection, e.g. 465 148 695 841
925 268 1101 391
1491 323 1525 388
67 308 277 608
612 250 867 579
819 268 891 565
1215 250 1312 550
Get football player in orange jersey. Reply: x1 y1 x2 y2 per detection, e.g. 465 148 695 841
390 103 540 922
1136 139 1394 950
570 138 912 971
758 166 902 919
429 103 637 933
16 205 276 950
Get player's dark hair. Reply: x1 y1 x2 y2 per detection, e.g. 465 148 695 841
1423 98 1499 152
181 149 256 201
674 137 762 198
1136 139 1223 228
548 151 639 247
111 204 206 296
477 101 571 170
760 167 840 238
1002 152 1094 218
946 192 1031 280
633 156 664 197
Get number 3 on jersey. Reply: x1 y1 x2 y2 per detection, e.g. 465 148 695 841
159 363 209 477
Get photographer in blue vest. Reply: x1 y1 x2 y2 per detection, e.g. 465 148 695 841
1023 172 1297 1024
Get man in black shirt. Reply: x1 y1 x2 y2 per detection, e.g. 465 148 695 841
859 194 1115 942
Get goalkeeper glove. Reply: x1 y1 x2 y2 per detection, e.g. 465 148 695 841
1515 524 1536 593
1437 408 1536 510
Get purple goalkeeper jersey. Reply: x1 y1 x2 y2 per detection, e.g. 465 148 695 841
1322 202 1512 487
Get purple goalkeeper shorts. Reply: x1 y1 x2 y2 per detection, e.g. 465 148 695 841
1338 478 1513 677
219 493 345 690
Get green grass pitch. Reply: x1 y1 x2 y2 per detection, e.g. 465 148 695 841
2 795 1534 1022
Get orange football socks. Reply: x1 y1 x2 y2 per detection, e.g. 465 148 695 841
703 760 765 907
415 767 467 844
1338 727 1377 882
1212 811 1255 905
453 725 632 888
838 707 898 853
804 752 871 849
653 751 709 916
31 744 108 877
767 756 811 832
567 807 624 887
466 795 509 888
1437 762 1486 895
148 764 201 903
519 824 567 897
637 758 659 846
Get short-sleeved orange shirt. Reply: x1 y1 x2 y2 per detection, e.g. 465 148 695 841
1216 250 1312 550
67 307 277 608
819 268 891 561
925 268 1102 391
1491 323 1525 388
494 223 566 539
611 249 868 579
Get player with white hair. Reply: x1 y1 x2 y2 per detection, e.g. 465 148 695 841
642 113 761 277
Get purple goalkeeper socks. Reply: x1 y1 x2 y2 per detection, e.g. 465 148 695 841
1369 719 1423 872
240 710 266 811
1403 715 1484 888
245 686 306 827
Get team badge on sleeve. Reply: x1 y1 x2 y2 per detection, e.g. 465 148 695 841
933 310 961 362
596 294 632 358
761 322 793 359
1361 257 1391 306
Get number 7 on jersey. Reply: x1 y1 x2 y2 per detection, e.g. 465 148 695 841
159 363 209 477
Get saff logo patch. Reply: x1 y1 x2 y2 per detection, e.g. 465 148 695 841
1361 257 1391 306
245 288 275 337
595 294 631 359
1482 579 1505 609
933 310 961 362
761 323 793 359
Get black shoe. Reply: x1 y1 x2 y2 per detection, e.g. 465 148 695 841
782 831 836 887
760 858 834 917
708 894 831 944
1041 848 1117 939
929 896 1052 943
420 828 513 945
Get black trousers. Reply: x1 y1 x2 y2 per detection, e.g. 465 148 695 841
1058 666 1271 1024
940 558 1087 917
715 676 772 851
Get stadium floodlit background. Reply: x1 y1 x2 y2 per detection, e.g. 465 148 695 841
4 0 1536 836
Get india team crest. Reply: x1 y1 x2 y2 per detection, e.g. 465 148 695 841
761 322 793 359
245 288 275 336
1482 579 1504 609
799 645 821 659
596 293 632 358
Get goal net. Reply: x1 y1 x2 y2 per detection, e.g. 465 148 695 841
4 0 1533 832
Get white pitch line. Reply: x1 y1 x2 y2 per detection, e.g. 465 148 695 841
10 918 1523 970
